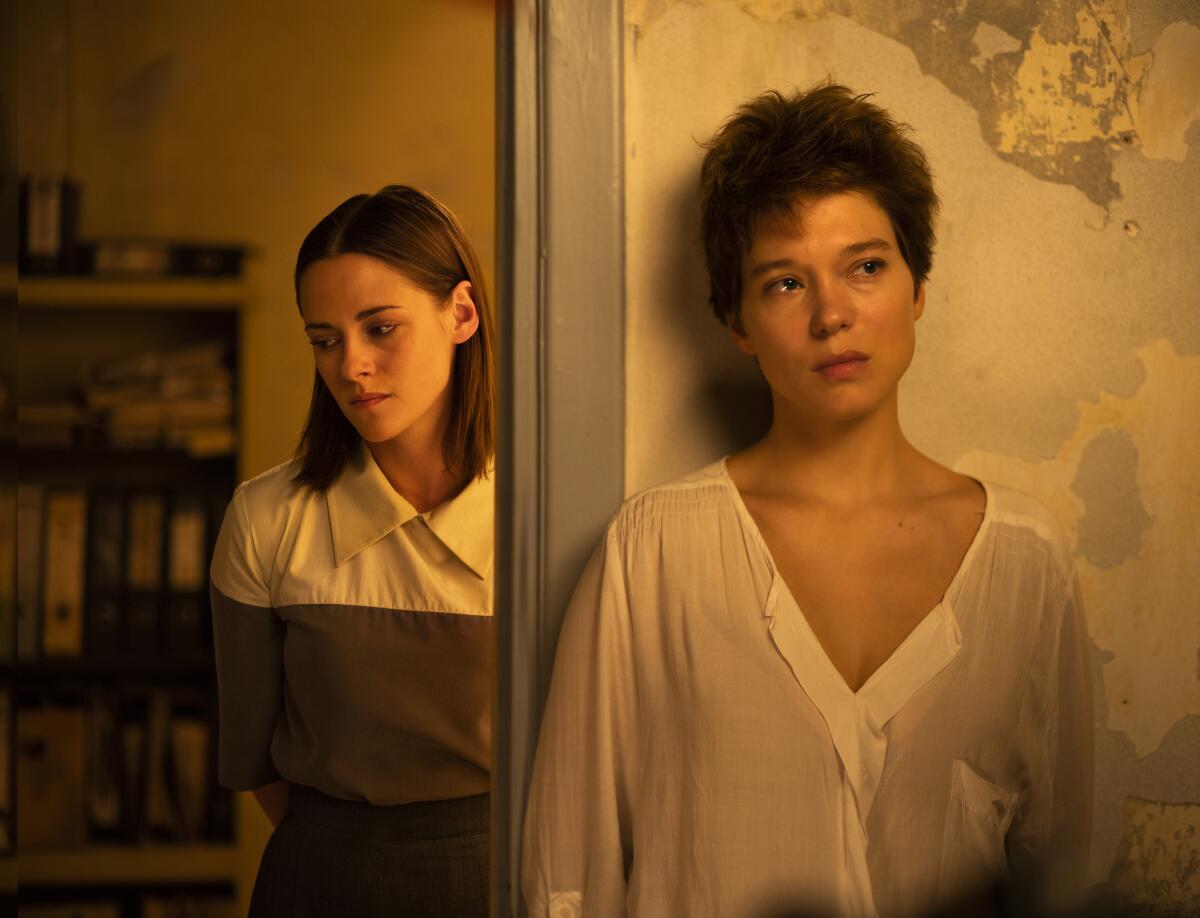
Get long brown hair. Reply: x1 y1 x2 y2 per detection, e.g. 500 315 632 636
291 185 495 490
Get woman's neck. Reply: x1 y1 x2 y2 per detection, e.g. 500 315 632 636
365 396 466 514
738 391 927 506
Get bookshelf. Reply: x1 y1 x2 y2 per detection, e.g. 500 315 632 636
9 272 248 915
20 277 245 310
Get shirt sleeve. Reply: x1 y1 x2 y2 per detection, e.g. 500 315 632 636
522 523 640 918
1008 570 1094 903
209 483 284 791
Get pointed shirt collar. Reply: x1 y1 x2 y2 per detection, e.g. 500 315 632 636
327 443 494 579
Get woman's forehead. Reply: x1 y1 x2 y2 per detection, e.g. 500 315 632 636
747 190 896 257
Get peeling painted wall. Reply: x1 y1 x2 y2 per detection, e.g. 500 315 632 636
624 0 1200 908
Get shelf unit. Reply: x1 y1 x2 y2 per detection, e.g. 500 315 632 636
10 272 253 915
19 277 245 310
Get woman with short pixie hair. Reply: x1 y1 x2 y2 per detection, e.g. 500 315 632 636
523 85 1092 917
211 185 494 916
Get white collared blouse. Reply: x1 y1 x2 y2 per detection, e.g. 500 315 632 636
522 459 1093 917
210 444 494 804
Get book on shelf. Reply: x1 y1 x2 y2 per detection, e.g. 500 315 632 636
85 493 126 656
18 340 237 456
16 483 44 659
144 689 177 840
166 496 208 655
41 489 87 656
17 401 89 449
85 692 122 837
0 486 13 662
17 703 88 846
78 238 246 279
170 714 210 841
126 494 165 653
18 176 82 275
13 484 223 661
20 689 224 845
0 691 10 851
119 707 146 840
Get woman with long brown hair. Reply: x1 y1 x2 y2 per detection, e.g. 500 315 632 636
210 185 495 916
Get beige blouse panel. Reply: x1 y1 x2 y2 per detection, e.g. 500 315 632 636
210 446 493 805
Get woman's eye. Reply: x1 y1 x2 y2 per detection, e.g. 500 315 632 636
309 338 338 351
767 277 802 295
369 323 397 337
856 259 885 277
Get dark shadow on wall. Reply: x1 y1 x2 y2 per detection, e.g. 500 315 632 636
647 167 773 466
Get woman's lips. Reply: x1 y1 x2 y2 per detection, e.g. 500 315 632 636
815 352 869 380
350 394 390 409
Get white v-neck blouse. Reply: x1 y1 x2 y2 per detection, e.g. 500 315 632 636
522 459 1093 918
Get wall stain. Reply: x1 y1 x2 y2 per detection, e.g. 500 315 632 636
1072 429 1153 569
1109 796 1200 911
629 0 1200 208
1089 643 1200 904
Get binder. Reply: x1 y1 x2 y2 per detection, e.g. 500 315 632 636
85 692 122 836
18 176 82 274
16 483 44 659
41 489 87 656
169 713 209 840
0 488 14 661
0 691 10 851
17 703 88 846
86 493 126 655
143 689 177 839
165 495 207 653
125 494 165 652
119 708 146 840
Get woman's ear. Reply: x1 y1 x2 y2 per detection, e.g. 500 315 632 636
727 314 757 356
448 279 480 344
913 282 926 321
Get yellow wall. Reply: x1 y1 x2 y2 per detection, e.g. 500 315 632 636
19 0 494 910
625 0 1200 910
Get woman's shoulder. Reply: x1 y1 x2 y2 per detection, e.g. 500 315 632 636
607 458 737 541
978 479 1076 574
234 458 306 508
226 457 323 540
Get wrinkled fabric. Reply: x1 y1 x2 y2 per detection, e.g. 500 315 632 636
522 459 1092 918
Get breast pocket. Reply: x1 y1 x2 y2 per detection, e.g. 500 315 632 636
940 759 1019 897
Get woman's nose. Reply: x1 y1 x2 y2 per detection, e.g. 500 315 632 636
339 339 373 380
809 279 855 338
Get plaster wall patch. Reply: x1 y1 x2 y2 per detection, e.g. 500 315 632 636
970 21 1022 70
1110 797 1200 911
630 0 1166 207
1135 21 1200 162
955 340 1200 757
992 2 1148 163
1072 429 1153 570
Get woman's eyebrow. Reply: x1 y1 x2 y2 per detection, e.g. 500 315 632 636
840 238 892 256
354 304 405 320
748 257 799 279
304 305 405 331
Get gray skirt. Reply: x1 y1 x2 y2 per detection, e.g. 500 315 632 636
249 785 489 917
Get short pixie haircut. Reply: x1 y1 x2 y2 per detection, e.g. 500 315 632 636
292 185 495 491
700 82 938 330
